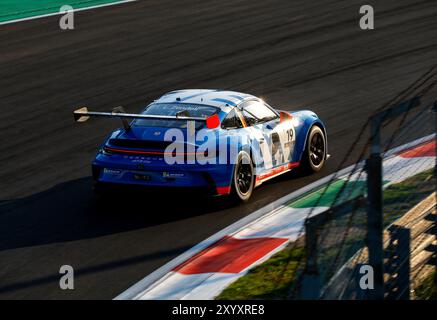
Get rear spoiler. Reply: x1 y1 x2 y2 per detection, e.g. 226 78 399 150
73 106 216 131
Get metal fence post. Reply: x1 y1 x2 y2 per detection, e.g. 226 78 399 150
300 218 321 299
366 117 385 299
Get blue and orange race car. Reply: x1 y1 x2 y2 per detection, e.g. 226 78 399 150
74 89 328 201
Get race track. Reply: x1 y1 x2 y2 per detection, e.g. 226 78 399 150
0 0 436 299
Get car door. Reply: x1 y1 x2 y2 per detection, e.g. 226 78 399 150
239 100 295 170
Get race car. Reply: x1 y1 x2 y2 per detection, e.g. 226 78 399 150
73 89 328 201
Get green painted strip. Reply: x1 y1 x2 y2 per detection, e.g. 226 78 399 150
0 0 126 23
288 179 367 208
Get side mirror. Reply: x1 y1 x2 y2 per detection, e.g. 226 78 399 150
279 111 293 123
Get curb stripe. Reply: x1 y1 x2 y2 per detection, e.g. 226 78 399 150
397 139 436 158
173 236 288 274
0 0 139 25
115 135 435 300
289 179 367 208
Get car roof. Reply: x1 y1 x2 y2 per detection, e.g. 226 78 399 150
153 89 258 110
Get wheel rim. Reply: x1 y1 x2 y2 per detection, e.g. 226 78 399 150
309 132 325 166
236 158 252 195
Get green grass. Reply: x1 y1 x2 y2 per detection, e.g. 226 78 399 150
216 169 435 300
216 245 305 300
384 170 435 225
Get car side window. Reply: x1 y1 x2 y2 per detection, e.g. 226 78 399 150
241 109 257 126
240 100 278 126
221 109 243 129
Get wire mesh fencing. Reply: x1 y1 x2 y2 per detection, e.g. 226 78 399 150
291 64 437 300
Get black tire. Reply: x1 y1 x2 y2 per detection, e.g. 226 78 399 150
230 151 255 202
301 125 326 173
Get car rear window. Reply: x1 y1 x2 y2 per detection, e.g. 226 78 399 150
133 103 219 128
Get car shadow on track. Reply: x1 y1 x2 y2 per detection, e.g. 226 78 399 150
0 176 234 251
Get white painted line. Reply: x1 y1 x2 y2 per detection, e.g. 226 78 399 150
0 0 139 26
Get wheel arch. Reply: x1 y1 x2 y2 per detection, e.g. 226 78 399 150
292 112 328 163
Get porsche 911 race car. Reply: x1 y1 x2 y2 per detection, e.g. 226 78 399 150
74 89 328 201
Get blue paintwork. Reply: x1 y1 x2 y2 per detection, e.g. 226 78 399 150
91 90 327 194
290 110 328 163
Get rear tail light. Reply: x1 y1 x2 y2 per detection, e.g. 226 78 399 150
101 147 113 156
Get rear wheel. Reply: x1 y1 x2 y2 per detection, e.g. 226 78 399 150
302 126 326 173
231 151 255 202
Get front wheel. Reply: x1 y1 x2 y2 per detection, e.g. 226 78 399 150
301 126 326 173
231 151 255 202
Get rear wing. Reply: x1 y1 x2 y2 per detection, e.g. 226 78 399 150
73 106 211 131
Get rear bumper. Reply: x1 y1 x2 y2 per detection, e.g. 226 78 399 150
92 154 233 195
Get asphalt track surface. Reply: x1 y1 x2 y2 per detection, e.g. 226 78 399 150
0 0 436 299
